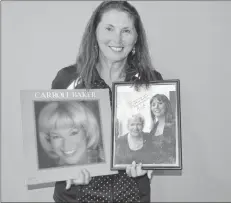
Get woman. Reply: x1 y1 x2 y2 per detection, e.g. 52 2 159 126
150 94 176 164
52 1 163 202
115 114 153 165
37 101 104 168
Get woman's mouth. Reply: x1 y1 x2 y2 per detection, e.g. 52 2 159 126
62 149 77 156
109 46 124 52
154 111 162 115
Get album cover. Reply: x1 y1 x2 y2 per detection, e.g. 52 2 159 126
21 89 117 185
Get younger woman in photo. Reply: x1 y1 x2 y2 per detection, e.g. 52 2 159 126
150 94 176 164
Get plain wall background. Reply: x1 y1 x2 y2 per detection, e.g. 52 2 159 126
2 1 231 202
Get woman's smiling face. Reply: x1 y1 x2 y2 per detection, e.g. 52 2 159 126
127 117 144 137
96 9 137 62
49 126 87 165
151 98 166 118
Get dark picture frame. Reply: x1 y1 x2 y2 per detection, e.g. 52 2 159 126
111 80 182 170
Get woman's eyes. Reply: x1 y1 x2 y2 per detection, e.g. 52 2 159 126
50 131 79 139
106 27 113 31
70 131 79 136
105 27 131 34
131 124 141 126
152 102 163 106
51 135 61 140
122 29 131 33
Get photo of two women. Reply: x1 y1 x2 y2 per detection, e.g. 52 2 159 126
114 88 178 167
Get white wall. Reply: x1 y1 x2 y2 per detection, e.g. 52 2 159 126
2 1 231 202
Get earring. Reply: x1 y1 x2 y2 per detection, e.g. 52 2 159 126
94 45 99 57
132 47 136 55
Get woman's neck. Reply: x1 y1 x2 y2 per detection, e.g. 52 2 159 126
156 116 165 125
129 134 143 142
154 116 165 136
128 133 144 151
96 54 127 87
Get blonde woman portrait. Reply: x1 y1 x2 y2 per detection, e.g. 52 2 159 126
115 114 153 165
36 101 104 169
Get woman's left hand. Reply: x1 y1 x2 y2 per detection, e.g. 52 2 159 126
126 161 153 179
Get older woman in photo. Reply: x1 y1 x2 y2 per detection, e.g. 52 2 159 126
51 1 163 202
150 94 176 164
37 101 104 168
115 114 152 165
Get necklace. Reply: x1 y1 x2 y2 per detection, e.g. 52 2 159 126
128 135 144 151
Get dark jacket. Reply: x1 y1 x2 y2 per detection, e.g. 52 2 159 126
150 122 176 164
52 64 163 203
115 133 153 165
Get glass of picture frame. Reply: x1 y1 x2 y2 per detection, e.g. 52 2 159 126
111 80 182 170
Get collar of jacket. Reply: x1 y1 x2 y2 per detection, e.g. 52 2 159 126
79 65 140 89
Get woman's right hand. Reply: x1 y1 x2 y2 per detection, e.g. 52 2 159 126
66 169 91 190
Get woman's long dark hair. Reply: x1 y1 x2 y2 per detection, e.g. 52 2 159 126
150 94 175 128
76 1 158 88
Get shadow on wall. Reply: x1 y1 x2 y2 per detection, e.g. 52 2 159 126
153 169 182 177
28 182 55 190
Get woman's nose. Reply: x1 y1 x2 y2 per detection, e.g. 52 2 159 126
154 104 159 109
62 139 75 151
113 31 122 44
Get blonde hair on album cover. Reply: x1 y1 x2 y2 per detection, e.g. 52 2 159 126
37 101 100 159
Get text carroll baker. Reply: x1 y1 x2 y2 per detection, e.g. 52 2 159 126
35 91 96 99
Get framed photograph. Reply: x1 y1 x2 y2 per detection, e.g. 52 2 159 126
111 80 182 170
20 89 117 185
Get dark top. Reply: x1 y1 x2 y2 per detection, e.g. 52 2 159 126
115 133 153 165
52 64 163 203
150 122 176 164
